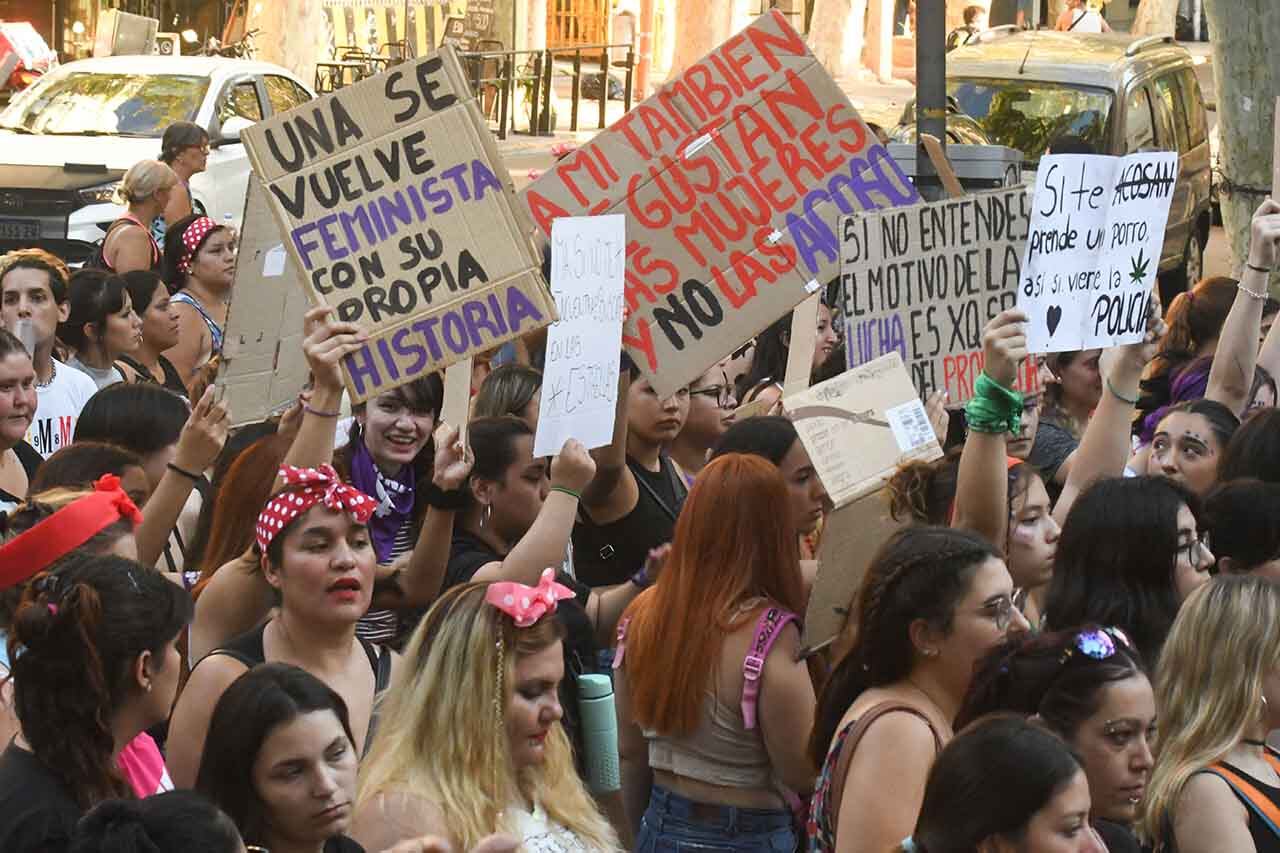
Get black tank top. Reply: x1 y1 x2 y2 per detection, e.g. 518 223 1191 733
1217 761 1280 853
572 455 687 588
118 352 188 396
207 622 392 753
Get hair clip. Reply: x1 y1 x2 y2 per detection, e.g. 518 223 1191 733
485 568 575 628
1060 626 1131 665
32 573 60 596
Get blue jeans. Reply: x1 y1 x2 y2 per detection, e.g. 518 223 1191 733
636 785 797 852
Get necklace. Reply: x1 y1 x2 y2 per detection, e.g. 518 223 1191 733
1243 738 1269 748
35 360 55 389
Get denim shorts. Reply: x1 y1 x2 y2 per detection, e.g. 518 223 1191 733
635 784 797 852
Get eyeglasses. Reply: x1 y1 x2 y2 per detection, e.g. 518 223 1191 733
688 384 734 407
980 595 1017 631
1059 626 1133 665
1178 535 1211 567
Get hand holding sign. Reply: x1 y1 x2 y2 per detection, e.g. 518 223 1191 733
302 307 369 394
550 438 597 495
983 309 1030 389
1019 153 1177 353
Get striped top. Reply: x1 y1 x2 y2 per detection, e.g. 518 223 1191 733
356 516 416 647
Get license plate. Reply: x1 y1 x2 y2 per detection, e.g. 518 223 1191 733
0 219 40 240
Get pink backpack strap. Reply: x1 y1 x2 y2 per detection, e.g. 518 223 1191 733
741 607 798 730
612 617 631 670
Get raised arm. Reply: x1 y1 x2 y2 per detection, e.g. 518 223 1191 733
1206 200 1280 414
280 307 367 479
376 424 473 608
470 439 596 586
135 386 228 568
1054 294 1165 525
580 367 638 522
952 309 1028 548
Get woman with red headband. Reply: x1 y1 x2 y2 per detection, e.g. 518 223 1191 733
0 554 191 853
167 459 403 788
162 213 235 396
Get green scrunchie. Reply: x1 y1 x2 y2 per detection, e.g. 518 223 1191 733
965 372 1024 435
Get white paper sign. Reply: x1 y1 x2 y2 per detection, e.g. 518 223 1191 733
532 215 626 457
1019 153 1177 353
262 244 287 278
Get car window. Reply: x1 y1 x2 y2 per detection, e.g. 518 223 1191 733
1177 69 1208 148
1124 86 1157 153
947 78 1113 167
0 72 208 136
1152 74 1189 153
264 75 311 114
219 80 263 124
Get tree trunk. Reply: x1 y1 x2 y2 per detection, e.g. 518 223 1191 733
1203 0 1280 283
246 0 327 88
806 0 867 80
670 0 734 76
1130 0 1179 35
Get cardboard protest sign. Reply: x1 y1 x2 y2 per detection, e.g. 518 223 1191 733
1019 153 1177 353
241 45 555 404
841 187 1040 404
519 10 921 397
783 351 942 509
782 294 820 396
532 215 626 457
801 488 904 655
217 177 310 426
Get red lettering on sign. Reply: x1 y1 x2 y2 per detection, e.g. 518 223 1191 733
527 189 570 236
827 104 869 156
721 33 766 90
761 69 823 137
558 148 612 207
685 62 733 116
624 241 679 312
624 318 658 372
778 142 824 196
706 44 747 97
745 10 808 72
799 122 844 174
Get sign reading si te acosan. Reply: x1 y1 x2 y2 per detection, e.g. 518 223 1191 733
841 187 1041 404
519 10 920 397
241 45 554 403
1019 152 1177 353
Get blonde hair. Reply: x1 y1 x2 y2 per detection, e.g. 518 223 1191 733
1139 575 1280 846
115 160 176 205
357 584 618 850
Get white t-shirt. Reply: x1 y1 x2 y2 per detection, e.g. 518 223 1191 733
1066 8 1105 32
25 359 99 459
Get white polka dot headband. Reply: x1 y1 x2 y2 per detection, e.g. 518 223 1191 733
177 216 218 274
255 464 378 553
484 568 575 628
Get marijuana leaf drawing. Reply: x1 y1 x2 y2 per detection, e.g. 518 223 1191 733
1129 250 1150 286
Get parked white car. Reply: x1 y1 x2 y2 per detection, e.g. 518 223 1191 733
0 54 314 264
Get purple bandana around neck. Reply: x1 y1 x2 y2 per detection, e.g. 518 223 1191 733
349 437 415 563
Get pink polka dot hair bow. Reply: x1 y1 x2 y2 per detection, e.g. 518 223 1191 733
255 464 378 552
485 568 575 627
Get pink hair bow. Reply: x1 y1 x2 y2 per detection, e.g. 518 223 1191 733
486 568 575 627
255 464 378 552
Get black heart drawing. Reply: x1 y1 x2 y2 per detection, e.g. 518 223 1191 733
1046 305 1063 336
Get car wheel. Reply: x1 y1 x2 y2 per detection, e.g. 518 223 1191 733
1160 229 1204 309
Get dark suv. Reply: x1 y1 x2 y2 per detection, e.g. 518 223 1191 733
947 31 1213 301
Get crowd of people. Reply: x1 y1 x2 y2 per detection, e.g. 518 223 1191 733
0 119 1279 853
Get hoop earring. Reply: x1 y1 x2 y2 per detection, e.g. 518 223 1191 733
481 503 492 529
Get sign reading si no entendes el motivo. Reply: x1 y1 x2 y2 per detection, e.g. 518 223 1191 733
241 46 554 403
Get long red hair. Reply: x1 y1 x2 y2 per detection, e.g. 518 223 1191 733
622 453 805 736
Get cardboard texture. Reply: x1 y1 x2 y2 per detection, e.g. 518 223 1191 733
533 214 626 458
441 357 472 439
841 187 1042 405
519 10 921 397
784 351 942 509
782 293 819 396
801 488 904 655
217 177 311 426
1274 98 1280 199
242 45 555 404
1019 153 1177 353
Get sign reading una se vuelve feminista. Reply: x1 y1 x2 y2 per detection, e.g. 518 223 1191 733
241 45 554 403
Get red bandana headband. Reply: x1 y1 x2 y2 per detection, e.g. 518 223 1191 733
177 216 218 273
255 464 378 553
0 475 143 590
